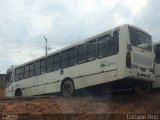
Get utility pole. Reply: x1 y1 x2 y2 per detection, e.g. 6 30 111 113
44 36 48 56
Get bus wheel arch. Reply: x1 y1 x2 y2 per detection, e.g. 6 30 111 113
61 78 75 97
15 88 22 97
134 81 152 94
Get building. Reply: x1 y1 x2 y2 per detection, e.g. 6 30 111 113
0 74 7 88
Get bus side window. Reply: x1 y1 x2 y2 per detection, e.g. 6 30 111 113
47 56 54 72
61 47 76 69
41 59 46 74
47 53 60 72
77 44 87 64
108 31 119 56
24 65 29 79
61 50 69 68
77 40 96 64
53 54 60 71
35 61 41 76
156 45 160 63
87 40 96 61
19 67 24 80
29 63 34 77
97 35 109 58
15 68 20 81
68 47 76 66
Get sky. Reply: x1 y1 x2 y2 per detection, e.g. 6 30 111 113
0 0 159 73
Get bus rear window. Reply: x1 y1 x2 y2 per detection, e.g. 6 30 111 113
129 27 152 52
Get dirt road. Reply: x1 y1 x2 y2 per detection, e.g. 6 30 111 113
0 91 160 120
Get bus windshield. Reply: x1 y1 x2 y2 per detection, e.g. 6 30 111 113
129 27 152 52
6 72 13 87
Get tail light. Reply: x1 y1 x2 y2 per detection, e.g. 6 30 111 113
126 52 131 68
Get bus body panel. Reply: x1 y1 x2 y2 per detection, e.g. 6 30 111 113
83 55 118 87
5 24 154 97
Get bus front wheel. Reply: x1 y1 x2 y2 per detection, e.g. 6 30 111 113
61 80 74 97
15 89 22 97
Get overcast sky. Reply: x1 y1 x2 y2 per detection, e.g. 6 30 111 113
0 0 159 73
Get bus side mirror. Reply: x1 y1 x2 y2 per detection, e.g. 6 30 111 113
6 75 9 82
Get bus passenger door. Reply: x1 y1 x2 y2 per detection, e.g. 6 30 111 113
6 71 14 92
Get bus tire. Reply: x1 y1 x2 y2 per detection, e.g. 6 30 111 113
15 89 22 97
61 79 75 97
134 82 152 94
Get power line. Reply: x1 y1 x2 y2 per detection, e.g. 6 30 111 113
0 47 43 55
0 56 35 58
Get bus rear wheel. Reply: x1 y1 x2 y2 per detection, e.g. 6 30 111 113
61 80 74 97
15 89 22 97
134 82 152 94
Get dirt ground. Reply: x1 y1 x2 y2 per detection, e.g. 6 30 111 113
0 89 160 120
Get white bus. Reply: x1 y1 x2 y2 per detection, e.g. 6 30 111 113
153 42 160 89
6 24 154 97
